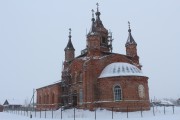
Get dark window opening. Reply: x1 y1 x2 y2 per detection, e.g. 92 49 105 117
102 37 106 44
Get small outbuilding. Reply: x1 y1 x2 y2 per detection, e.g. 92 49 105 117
177 98 180 105
3 99 22 110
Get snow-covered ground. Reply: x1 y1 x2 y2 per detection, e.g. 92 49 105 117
1 106 180 120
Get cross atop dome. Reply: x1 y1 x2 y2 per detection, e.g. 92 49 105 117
128 21 130 29
69 28 72 38
91 9 94 18
69 28 71 35
95 3 101 18
96 3 99 12
88 3 108 35
128 21 131 33
91 9 95 22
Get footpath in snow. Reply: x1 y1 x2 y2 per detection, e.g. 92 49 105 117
0 106 180 120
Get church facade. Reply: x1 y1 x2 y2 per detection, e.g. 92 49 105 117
36 5 150 111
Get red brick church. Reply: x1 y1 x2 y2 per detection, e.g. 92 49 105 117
36 5 150 111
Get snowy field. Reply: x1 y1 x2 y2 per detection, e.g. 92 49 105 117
1 106 180 120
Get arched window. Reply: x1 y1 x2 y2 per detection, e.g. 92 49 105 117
79 73 83 82
47 94 49 104
44 95 46 104
74 72 78 83
114 85 122 101
39 96 41 104
52 93 55 104
79 89 83 105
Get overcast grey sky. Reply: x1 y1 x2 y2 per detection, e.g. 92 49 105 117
0 0 180 104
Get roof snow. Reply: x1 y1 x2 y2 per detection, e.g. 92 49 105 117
99 62 144 78
160 100 174 105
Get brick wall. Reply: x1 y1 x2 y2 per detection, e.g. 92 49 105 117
97 76 150 111
36 83 61 110
36 48 150 111
66 53 150 111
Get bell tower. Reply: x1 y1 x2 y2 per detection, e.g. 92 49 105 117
86 3 113 56
64 28 75 63
125 22 140 68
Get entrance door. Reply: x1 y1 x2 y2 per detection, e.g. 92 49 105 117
72 95 77 107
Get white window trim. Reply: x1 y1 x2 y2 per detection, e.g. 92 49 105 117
113 84 122 101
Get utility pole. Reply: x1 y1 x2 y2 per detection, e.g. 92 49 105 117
33 89 35 111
